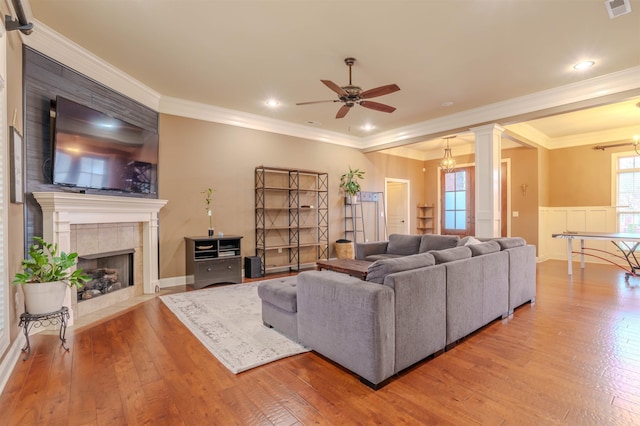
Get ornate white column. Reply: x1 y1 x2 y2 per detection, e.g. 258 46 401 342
471 124 504 238
143 212 161 293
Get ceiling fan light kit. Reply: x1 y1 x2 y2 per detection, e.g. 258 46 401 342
297 57 400 119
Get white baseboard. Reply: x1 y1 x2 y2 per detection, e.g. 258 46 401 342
0 337 25 395
159 275 190 289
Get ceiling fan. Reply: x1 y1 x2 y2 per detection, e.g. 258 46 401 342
296 57 400 119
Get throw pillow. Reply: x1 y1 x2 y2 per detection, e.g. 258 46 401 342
464 236 482 246
366 252 436 284
457 236 484 246
428 246 472 264
386 234 422 256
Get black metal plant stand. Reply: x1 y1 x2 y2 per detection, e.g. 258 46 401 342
18 306 70 360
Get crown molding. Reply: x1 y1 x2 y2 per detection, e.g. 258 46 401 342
22 19 161 110
158 96 361 148
362 66 640 150
550 125 639 149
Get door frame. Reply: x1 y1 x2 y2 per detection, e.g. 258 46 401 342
435 159 511 236
385 178 411 235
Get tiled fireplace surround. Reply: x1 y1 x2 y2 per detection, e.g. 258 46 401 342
33 192 167 322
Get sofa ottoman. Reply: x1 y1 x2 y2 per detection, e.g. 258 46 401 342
257 276 299 341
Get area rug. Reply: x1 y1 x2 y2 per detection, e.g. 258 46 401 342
159 281 308 374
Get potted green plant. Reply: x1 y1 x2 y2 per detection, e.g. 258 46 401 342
340 166 365 204
13 237 90 315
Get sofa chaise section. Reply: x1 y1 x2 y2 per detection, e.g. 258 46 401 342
297 271 396 387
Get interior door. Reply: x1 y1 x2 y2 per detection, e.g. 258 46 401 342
386 179 410 235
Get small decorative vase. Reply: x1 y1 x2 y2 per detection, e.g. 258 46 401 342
208 228 214 237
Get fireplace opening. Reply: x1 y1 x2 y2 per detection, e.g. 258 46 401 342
77 249 135 301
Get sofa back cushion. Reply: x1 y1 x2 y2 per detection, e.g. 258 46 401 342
428 246 472 264
468 240 501 256
494 237 526 250
366 252 436 284
419 234 460 253
387 234 422 256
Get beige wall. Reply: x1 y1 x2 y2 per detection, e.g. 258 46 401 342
547 143 620 207
157 114 425 280
505 147 538 246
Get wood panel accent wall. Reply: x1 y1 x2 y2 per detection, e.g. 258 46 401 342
22 46 159 251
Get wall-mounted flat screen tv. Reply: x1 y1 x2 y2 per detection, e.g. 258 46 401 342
52 96 158 194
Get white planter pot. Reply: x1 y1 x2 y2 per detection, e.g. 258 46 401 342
22 281 68 314
345 194 358 205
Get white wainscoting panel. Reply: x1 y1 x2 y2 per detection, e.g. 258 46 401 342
539 206 618 265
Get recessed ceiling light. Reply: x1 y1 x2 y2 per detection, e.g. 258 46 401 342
573 61 595 71
441 101 454 107
265 99 280 107
362 123 375 131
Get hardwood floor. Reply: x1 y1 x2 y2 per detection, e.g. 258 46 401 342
2 260 640 425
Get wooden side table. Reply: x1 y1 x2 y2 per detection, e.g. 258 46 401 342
316 258 372 280
18 306 70 360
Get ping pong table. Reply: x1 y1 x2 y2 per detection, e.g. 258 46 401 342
552 232 640 279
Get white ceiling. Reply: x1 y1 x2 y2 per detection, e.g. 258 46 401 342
24 0 640 158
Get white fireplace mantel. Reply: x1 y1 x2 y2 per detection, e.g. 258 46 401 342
33 192 168 294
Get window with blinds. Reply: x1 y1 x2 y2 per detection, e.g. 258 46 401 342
616 154 640 233
0 31 9 355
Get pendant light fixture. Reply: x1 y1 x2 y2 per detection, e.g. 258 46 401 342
439 136 456 173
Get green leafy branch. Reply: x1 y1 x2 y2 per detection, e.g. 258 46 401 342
13 237 90 288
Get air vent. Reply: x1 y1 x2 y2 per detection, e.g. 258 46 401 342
605 0 631 19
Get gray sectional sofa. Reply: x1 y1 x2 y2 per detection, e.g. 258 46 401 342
259 233 536 389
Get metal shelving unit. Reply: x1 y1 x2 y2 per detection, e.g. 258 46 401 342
255 166 328 275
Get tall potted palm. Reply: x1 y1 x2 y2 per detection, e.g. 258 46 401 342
340 166 365 204
13 237 90 314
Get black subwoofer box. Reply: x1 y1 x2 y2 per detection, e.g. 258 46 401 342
244 256 262 278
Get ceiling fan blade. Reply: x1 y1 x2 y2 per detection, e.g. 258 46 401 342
360 84 400 99
296 100 337 105
336 104 351 119
321 80 348 97
359 100 396 113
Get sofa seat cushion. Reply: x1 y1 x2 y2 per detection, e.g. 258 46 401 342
419 234 460 253
387 234 422 255
366 252 436 284
468 240 501 256
257 277 298 313
428 246 472 264
495 237 526 250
